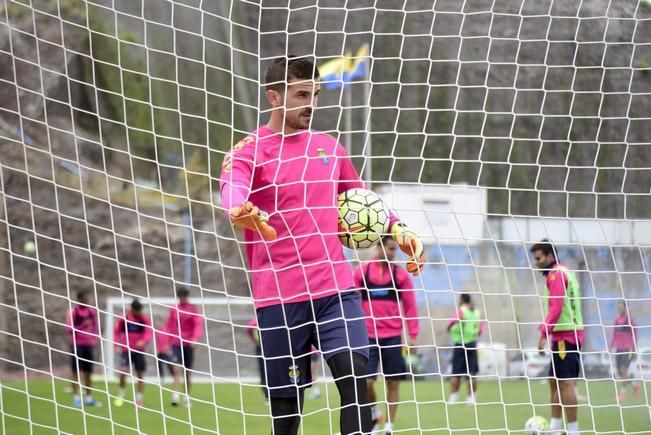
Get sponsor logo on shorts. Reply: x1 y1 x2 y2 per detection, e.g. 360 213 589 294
558 340 566 360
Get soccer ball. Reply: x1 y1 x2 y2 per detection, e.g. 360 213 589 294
23 240 36 256
337 188 390 249
524 416 550 434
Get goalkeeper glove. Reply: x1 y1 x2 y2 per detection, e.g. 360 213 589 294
391 223 425 276
229 201 277 241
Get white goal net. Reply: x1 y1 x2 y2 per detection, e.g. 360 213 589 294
1 0 651 434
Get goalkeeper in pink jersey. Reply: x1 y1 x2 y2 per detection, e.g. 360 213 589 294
354 236 419 435
113 298 153 407
220 56 425 435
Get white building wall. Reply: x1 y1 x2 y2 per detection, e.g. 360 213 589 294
376 183 651 246
377 183 487 245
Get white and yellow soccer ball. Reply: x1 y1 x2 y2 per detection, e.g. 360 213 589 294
23 240 36 256
524 416 550 435
337 188 390 249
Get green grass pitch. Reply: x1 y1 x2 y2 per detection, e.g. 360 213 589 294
2 379 649 434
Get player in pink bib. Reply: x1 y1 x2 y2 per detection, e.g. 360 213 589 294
164 287 204 407
65 290 100 408
354 236 419 434
531 239 584 435
220 56 425 435
113 299 153 407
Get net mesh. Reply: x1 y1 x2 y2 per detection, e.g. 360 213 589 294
1 0 650 433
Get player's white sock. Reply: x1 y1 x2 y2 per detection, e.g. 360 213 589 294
73 394 80 401
448 392 459 403
118 388 125 398
135 392 143 402
549 417 563 433
371 405 380 420
465 393 476 404
172 392 180 403
566 421 579 434
84 394 93 403
384 422 393 432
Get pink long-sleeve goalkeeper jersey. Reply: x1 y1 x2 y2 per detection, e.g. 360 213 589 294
220 125 398 309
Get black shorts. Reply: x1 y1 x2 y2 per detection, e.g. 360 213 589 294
157 352 175 376
367 336 407 379
451 342 479 376
120 350 146 373
70 345 94 374
548 340 581 379
615 351 634 371
257 291 369 398
171 345 194 369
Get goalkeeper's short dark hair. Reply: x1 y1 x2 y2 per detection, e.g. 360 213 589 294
530 238 557 258
264 55 320 93
460 293 472 305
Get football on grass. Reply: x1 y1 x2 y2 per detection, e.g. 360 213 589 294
524 415 550 434
337 188 390 249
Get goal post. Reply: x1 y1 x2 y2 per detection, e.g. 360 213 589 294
103 296 258 384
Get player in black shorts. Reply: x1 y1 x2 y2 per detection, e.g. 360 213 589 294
355 237 420 434
155 326 175 383
165 287 204 407
221 56 425 435
531 239 584 435
113 299 153 407
447 294 482 404
611 300 639 400
66 290 101 408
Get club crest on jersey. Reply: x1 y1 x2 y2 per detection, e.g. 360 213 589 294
316 147 330 164
288 364 301 384
223 135 254 173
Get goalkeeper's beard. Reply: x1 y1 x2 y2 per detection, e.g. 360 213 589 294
286 109 312 130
